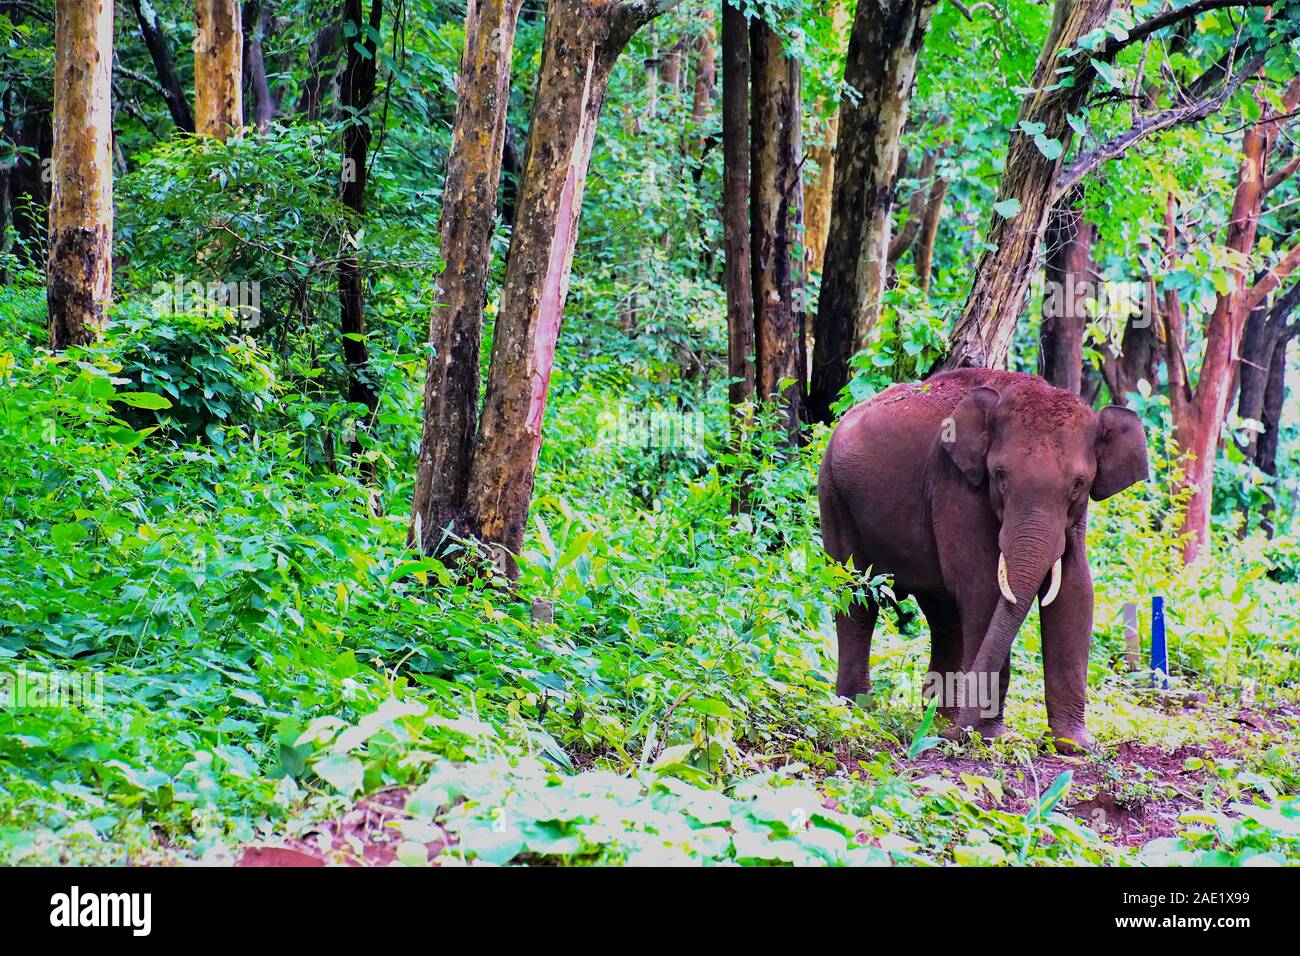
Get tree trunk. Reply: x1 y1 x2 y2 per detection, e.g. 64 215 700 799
803 108 838 276
690 10 716 142
410 0 524 555
1257 330 1291 537
337 0 382 442
4 98 52 268
461 0 680 569
243 1 275 132
914 170 947 292
47 0 114 351
129 0 195 131
942 0 1118 371
721 0 754 412
297 12 342 120
1038 195 1093 394
749 16 804 444
195 0 244 138
1235 300 1274 452
807 0 934 424
1099 311 1159 405
1238 282 1300 533
887 148 937 265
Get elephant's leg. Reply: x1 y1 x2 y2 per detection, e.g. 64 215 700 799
916 594 961 719
835 598 879 702
942 586 1010 739
1039 529 1095 752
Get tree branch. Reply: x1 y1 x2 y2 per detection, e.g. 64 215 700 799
1107 0 1275 54
1265 153 1300 193
1240 242 1300 319
1053 52 1261 203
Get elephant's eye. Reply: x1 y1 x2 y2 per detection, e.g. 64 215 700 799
993 467 1007 486
1070 476 1086 498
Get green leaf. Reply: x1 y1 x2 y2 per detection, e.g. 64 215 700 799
115 391 173 410
313 754 364 798
993 198 1022 219
908 699 943 759
1089 58 1122 90
1033 134 1064 160
50 523 90 547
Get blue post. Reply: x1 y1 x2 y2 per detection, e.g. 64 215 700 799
1151 595 1168 689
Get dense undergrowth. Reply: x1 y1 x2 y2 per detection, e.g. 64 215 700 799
2 261 1299 866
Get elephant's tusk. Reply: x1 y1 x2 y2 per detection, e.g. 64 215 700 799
997 553 1017 605
1040 558 1063 607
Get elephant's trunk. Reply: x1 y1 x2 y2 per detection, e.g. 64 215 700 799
970 516 1063 679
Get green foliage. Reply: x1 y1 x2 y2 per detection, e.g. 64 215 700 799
3 0 1300 870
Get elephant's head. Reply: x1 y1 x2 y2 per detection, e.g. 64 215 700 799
941 380 1149 677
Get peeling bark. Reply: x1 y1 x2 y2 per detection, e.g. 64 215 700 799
1172 80 1300 561
47 0 113 351
460 0 680 567
195 0 244 138
801 0 851 275
410 0 525 555
808 0 934 424
802 109 838 276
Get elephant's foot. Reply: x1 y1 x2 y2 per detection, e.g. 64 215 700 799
1048 727 1095 754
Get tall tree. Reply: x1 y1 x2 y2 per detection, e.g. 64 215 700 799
410 0 525 555
129 0 195 131
749 14 804 443
720 0 754 418
1166 79 1300 561
47 0 114 350
458 0 682 570
337 0 383 443
195 0 244 138
689 8 716 142
807 0 934 424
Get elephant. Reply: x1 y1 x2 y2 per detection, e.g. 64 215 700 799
818 368 1149 751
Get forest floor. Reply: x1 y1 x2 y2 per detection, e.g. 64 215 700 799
222 684 1300 866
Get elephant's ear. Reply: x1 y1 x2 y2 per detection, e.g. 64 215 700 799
941 386 1000 485
1092 406 1149 500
